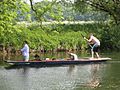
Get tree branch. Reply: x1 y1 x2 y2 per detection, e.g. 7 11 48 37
29 0 37 14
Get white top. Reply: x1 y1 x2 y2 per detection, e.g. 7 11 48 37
21 44 29 57
88 35 100 45
70 53 78 60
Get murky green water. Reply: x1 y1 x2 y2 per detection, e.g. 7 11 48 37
0 52 120 90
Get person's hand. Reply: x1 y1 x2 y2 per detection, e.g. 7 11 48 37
84 37 88 41
84 37 86 39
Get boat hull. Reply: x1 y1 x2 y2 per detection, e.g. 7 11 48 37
5 58 111 67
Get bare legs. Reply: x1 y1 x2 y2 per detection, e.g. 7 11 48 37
91 44 100 58
95 52 100 58
91 50 94 58
91 49 100 58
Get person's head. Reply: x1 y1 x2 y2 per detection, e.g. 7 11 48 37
67 52 73 56
34 54 39 58
90 33 93 36
22 40 28 46
24 40 28 44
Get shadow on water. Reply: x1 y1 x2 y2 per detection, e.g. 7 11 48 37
5 64 67 69
4 61 107 69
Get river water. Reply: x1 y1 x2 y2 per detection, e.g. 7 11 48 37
0 51 120 90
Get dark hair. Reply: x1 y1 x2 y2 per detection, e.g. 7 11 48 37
24 40 28 44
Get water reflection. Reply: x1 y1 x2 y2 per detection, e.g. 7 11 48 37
85 64 100 88
21 67 30 76
67 64 101 88
0 64 104 90
63 64 101 89
67 65 76 74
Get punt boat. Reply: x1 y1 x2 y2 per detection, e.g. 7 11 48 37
5 57 111 67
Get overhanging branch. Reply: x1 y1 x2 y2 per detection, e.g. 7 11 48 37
29 0 37 14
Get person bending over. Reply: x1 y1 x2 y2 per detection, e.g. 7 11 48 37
68 52 78 60
84 33 100 58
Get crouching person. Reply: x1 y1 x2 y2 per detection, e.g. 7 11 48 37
68 52 78 60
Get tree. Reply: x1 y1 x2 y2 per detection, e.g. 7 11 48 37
0 0 30 50
74 0 120 24
29 0 60 21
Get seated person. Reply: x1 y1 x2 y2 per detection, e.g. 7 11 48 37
34 54 41 60
52 58 56 60
46 58 50 60
68 52 78 60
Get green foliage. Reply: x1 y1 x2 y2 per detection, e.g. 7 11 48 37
0 0 31 46
100 24 120 50
0 0 120 52
32 0 64 21
74 0 90 13
74 0 120 24
16 1 31 21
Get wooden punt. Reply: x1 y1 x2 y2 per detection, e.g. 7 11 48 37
5 57 111 67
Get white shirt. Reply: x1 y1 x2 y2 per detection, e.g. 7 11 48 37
21 44 29 57
70 53 78 60
88 35 100 45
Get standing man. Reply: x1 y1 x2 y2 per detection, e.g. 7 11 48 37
84 33 100 58
21 41 29 61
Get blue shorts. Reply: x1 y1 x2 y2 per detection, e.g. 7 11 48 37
92 43 100 52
